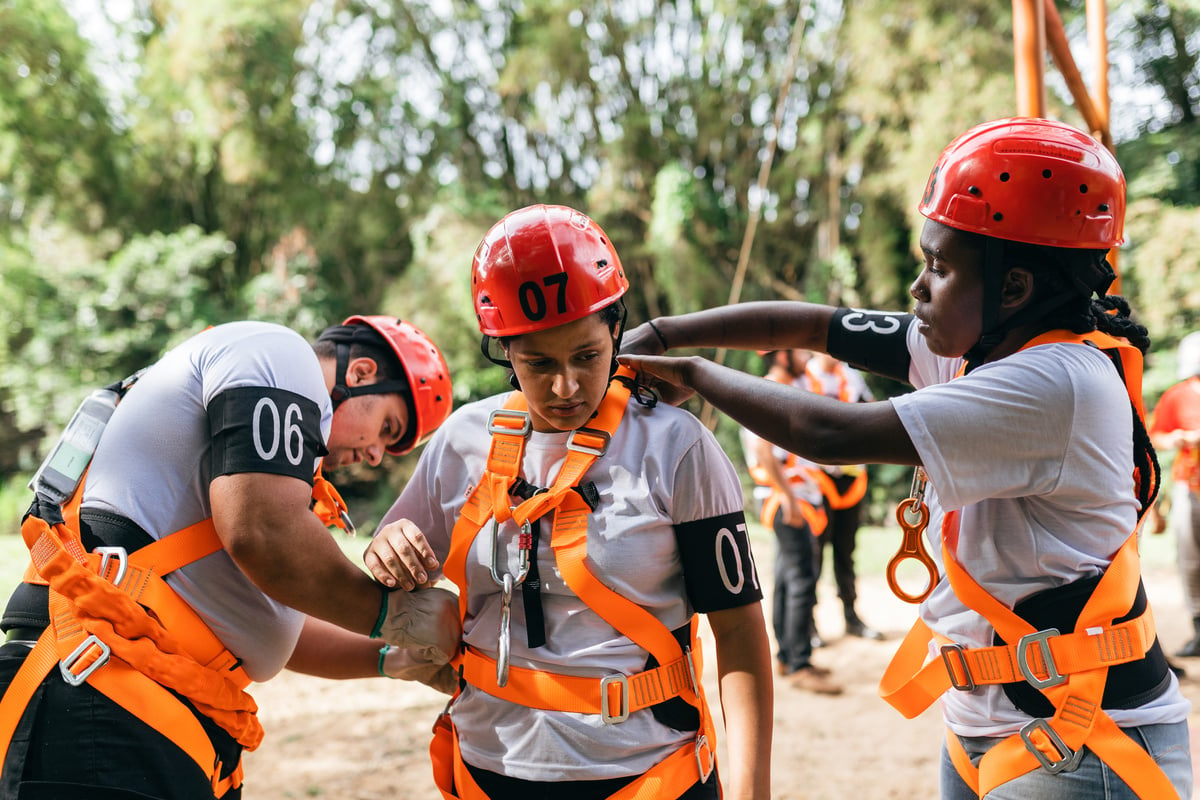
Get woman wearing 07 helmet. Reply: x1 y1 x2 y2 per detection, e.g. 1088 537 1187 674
365 204 773 800
620 118 1192 799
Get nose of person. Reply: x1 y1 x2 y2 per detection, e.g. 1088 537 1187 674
552 368 580 399
909 272 928 302
365 442 384 467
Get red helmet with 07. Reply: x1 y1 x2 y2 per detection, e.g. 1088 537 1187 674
471 205 629 338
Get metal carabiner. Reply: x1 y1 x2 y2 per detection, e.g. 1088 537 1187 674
490 515 532 688
886 469 939 604
496 573 514 687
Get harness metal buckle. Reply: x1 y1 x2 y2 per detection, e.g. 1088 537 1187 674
1017 628 1065 690
695 734 715 782
60 634 111 686
939 643 976 691
1019 718 1085 774
599 674 630 724
487 409 531 437
567 427 610 457
94 546 128 585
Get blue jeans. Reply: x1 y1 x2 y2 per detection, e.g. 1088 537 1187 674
940 721 1192 799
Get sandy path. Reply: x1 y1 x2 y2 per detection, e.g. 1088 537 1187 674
243 557 1200 799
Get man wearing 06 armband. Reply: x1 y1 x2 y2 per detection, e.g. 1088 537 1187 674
0 315 460 800
620 118 1192 799
364 204 773 800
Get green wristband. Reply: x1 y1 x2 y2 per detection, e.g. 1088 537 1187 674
378 645 392 678
370 583 389 639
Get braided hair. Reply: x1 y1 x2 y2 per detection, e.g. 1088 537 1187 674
1006 242 1160 514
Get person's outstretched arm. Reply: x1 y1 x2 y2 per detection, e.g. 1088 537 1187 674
622 302 837 357
619 353 920 467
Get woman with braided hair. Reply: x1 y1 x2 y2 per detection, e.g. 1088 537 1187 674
620 118 1192 799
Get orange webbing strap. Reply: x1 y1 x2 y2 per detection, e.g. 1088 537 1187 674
940 513 1172 798
311 466 353 533
759 491 827 535
945 728 981 795
551 491 693 674
459 646 695 717
22 511 262 748
879 606 1157 719
86 654 244 796
434 709 715 800
0 628 59 775
812 469 867 510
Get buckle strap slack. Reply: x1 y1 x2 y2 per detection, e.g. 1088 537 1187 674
458 646 697 721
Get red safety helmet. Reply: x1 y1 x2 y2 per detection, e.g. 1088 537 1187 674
918 117 1125 249
337 315 452 455
471 204 629 338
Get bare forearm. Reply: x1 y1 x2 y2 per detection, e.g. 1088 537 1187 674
287 616 381 679
682 356 918 465
653 302 835 353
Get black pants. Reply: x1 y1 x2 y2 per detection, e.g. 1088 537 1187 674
0 641 242 800
770 507 818 671
813 475 863 616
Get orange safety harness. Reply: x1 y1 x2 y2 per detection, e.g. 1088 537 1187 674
878 329 1173 798
430 368 717 800
0 464 354 797
804 362 867 510
748 460 828 535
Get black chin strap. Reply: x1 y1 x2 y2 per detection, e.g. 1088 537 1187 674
962 239 1008 373
328 340 411 409
962 241 1105 374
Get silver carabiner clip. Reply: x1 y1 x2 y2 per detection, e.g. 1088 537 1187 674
496 573 514 687
490 514 532 688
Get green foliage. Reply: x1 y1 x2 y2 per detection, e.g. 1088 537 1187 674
0 226 233 471
0 0 1196 523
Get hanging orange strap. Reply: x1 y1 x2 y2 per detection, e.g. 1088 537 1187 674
812 469 867 510
311 465 354 533
759 491 827 535
433 368 715 800
0 508 258 796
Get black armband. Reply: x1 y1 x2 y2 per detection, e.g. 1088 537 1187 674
827 307 915 383
208 386 327 483
674 511 763 612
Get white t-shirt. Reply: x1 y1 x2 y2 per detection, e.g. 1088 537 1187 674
84 321 331 681
377 392 754 781
890 321 1190 736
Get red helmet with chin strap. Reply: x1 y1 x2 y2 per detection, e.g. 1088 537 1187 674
918 117 1125 249
471 204 629 338
328 316 452 455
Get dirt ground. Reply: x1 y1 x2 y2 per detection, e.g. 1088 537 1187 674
243 549 1200 800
